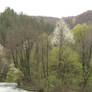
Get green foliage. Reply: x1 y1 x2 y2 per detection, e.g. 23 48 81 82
72 24 88 42
0 7 92 92
6 64 24 82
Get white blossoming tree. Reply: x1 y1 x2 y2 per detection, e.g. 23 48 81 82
52 19 73 46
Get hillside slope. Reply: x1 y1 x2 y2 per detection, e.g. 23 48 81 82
33 10 92 29
63 10 92 28
33 16 60 24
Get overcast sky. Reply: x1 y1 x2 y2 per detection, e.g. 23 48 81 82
0 0 92 18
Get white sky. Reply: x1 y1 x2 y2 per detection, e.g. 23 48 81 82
0 0 92 18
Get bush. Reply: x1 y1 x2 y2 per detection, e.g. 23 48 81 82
6 64 24 82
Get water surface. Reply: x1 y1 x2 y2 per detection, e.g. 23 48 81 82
0 82 31 92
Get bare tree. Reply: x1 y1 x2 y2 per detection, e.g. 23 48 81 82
6 21 38 81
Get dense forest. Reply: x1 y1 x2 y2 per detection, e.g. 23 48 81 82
0 7 92 92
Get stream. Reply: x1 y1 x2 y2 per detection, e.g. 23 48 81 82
0 82 32 92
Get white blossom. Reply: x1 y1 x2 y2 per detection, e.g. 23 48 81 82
52 19 74 45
